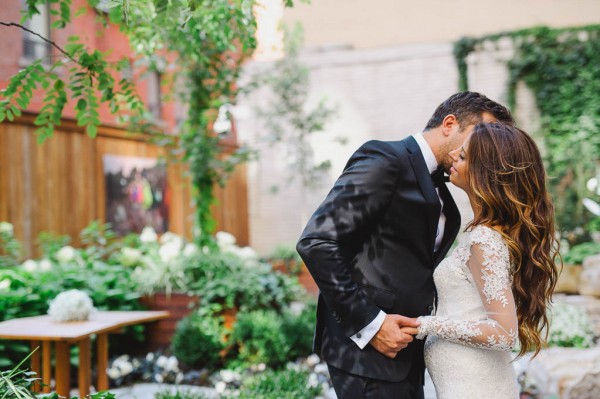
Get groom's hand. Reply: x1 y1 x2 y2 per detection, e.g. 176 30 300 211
369 314 420 358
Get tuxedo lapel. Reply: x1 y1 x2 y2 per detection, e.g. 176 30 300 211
405 137 442 256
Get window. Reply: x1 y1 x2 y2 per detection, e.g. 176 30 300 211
147 71 162 120
22 2 51 62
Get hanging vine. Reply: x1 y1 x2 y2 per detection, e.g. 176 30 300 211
454 25 600 233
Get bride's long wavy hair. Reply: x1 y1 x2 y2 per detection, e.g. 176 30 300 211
465 123 560 357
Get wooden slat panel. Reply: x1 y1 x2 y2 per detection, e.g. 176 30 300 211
7 124 25 249
0 119 247 254
0 124 9 224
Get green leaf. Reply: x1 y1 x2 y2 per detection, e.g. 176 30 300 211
76 99 87 110
74 6 87 17
86 123 98 138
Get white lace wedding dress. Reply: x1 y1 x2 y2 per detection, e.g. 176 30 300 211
416 225 519 398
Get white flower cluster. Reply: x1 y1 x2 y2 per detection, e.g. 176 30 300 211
21 259 53 272
153 353 183 383
548 302 595 348
55 245 78 264
0 222 14 235
216 231 258 262
107 354 138 380
47 289 96 322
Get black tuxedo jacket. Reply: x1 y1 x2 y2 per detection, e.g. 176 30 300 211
296 137 461 382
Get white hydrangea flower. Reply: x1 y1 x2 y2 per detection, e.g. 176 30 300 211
39 259 53 271
0 279 10 290
182 243 199 257
21 259 38 272
48 289 96 322
120 247 143 266
236 246 258 261
156 355 168 368
140 226 158 243
159 232 182 245
166 356 179 372
119 361 134 376
0 222 14 235
107 367 121 380
55 246 77 264
159 240 182 263
215 381 226 393
307 373 319 388
146 352 155 362
154 373 164 383
215 231 236 247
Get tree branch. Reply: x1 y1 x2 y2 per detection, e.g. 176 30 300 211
0 21 78 64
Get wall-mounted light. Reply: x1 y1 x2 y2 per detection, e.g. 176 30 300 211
213 103 232 136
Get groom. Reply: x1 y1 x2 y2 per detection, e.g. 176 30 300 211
296 92 514 398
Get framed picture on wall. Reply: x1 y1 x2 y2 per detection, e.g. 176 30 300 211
102 155 169 236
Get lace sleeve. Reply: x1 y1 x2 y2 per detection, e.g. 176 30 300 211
416 228 518 351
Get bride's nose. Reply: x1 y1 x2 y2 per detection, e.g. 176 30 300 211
449 148 459 161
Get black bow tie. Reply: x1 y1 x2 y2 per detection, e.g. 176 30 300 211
431 167 449 187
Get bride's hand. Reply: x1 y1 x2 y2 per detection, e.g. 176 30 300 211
369 314 420 358
400 326 418 336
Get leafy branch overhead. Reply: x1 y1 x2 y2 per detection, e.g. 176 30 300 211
0 0 305 244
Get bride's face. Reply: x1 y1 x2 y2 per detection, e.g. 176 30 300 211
448 138 470 191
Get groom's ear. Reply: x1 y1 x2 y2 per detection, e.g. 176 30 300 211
441 114 458 137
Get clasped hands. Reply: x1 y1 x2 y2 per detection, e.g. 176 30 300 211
369 314 420 359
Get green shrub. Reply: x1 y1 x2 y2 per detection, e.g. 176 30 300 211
228 310 290 369
155 389 212 399
234 369 321 399
563 241 600 264
171 307 225 370
281 301 316 361
187 252 303 313
265 244 304 275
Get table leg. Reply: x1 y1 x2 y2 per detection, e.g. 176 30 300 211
54 341 71 398
42 341 52 393
78 338 91 398
96 333 109 392
29 341 40 393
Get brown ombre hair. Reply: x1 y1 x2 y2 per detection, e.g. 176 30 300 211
466 123 560 357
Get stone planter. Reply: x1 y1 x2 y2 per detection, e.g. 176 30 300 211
140 292 199 351
555 264 582 294
579 254 600 297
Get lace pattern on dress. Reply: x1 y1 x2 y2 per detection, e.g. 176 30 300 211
416 225 518 351
470 226 513 307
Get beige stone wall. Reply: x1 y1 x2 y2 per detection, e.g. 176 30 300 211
238 0 593 253
283 0 600 49
237 42 525 253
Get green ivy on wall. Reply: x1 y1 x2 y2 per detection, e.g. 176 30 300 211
454 25 600 233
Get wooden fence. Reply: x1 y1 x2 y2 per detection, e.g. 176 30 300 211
0 114 248 257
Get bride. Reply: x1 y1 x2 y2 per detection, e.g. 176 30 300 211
412 123 559 398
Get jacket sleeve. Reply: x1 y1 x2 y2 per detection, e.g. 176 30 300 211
296 140 402 337
415 230 518 351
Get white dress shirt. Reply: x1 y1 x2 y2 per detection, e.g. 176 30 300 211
350 132 446 349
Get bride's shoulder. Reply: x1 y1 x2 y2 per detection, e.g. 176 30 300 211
466 225 506 247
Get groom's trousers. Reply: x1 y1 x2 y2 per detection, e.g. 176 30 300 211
327 364 425 399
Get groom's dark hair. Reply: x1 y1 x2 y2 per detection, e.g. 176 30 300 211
424 91 514 131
